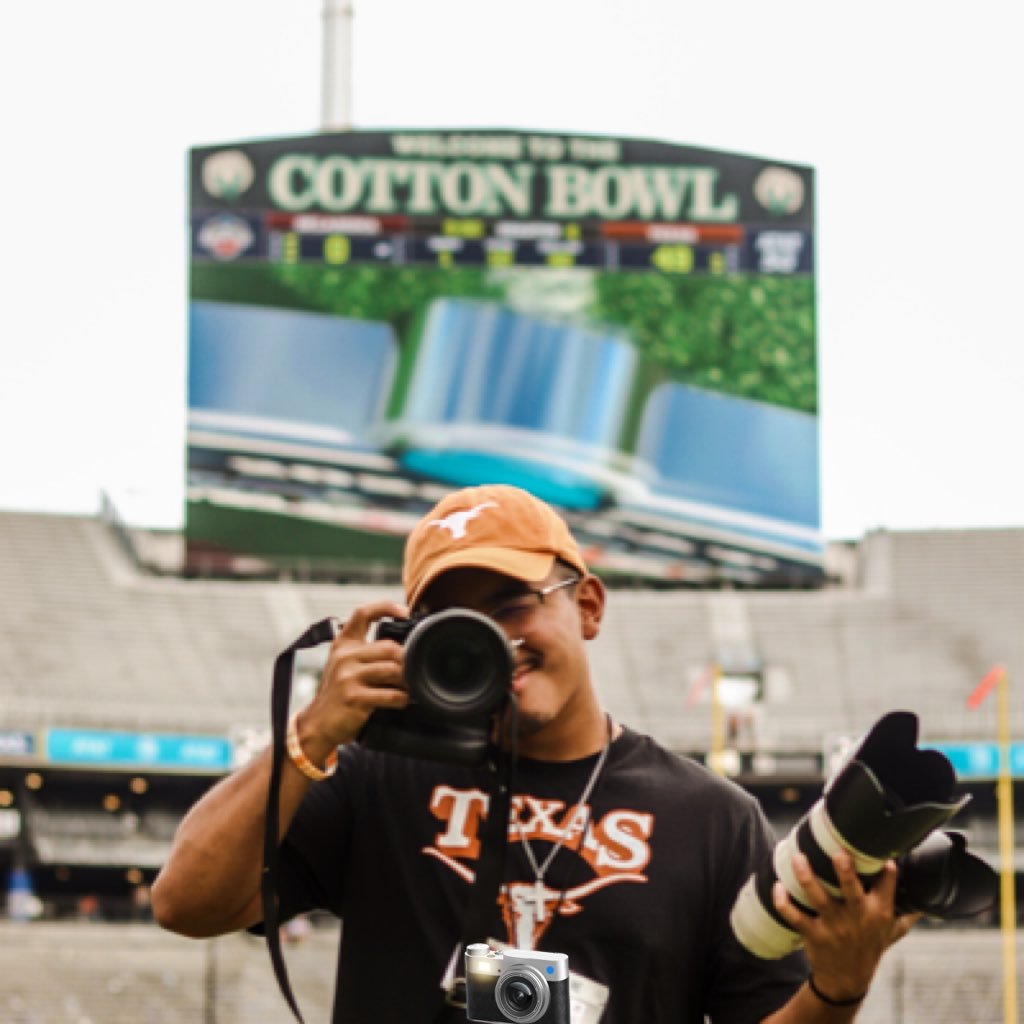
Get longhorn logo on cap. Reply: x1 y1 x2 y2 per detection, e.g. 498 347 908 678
427 501 498 540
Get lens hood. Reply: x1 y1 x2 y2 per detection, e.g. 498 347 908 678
824 711 969 859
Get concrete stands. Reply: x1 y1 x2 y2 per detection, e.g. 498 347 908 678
1 509 1021 752
0 510 1021 1022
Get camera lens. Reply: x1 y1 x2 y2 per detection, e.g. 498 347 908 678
404 610 512 719
423 637 486 693
506 980 536 1012
495 966 550 1023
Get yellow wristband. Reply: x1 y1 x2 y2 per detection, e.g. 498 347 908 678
286 712 338 781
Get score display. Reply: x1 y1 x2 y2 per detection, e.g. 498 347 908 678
193 210 811 276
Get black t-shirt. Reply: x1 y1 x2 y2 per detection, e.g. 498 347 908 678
274 726 806 1023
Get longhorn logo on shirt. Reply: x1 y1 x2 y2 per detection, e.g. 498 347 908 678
424 786 652 949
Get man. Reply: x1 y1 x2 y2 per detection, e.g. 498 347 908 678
153 484 916 1023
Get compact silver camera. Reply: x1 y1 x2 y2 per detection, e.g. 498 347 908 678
465 944 570 1024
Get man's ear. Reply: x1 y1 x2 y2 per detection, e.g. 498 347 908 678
576 574 606 640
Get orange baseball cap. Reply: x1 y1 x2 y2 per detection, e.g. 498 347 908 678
403 484 588 608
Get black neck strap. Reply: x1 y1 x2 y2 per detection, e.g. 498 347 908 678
431 699 517 1023
262 616 339 1024
263 619 517 1024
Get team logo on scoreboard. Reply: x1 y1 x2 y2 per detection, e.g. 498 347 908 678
196 214 255 261
202 149 255 201
753 166 805 216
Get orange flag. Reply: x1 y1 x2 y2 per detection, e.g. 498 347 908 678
966 664 1006 710
686 664 714 707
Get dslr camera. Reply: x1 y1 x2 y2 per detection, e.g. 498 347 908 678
358 609 514 765
465 944 570 1024
730 711 997 959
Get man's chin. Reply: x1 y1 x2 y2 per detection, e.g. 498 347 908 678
494 705 553 742
515 710 553 738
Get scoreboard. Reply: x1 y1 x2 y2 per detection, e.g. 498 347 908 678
193 210 811 276
186 129 821 586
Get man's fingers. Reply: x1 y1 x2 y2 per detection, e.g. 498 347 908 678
890 911 920 945
791 853 834 914
772 882 814 931
295 600 415 745
833 852 867 907
869 859 900 904
350 683 410 709
336 601 408 641
339 640 405 666
350 661 406 689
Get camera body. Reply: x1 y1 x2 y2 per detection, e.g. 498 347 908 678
465 945 570 1024
374 614 422 646
358 609 514 765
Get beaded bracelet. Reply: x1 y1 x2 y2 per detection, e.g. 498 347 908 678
808 974 867 1008
286 712 338 781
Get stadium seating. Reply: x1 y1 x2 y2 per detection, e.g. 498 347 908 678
0 510 1021 1020
1 509 1021 749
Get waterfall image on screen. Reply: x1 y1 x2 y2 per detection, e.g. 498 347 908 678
630 381 821 554
394 299 637 510
188 301 397 449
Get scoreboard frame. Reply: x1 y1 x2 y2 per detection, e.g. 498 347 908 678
187 128 820 587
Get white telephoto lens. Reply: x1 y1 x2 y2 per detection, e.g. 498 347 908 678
729 874 803 960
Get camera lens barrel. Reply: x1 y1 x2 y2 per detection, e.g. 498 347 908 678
403 609 514 719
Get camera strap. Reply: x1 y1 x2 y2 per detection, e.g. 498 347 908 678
435 697 519 1022
262 615 340 1024
262 619 518 1024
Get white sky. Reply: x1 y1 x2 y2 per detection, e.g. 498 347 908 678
1 0 1022 541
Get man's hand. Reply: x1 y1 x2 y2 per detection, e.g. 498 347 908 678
294 600 411 764
773 851 920 1004
153 598 414 938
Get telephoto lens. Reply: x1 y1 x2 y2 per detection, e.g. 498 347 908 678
730 711 997 959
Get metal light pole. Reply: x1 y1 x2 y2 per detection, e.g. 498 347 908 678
321 0 354 130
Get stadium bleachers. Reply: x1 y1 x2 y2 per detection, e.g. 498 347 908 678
591 529 1024 755
1 509 1021 748
28 804 173 869
0 511 393 735
1 509 1022 1020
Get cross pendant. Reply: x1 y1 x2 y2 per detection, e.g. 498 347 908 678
533 878 547 923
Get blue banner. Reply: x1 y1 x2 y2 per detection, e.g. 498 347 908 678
925 741 1024 779
46 729 232 771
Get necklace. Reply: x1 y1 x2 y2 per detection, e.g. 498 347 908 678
513 714 613 929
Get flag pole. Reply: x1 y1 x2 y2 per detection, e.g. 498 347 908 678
994 668 1018 1024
